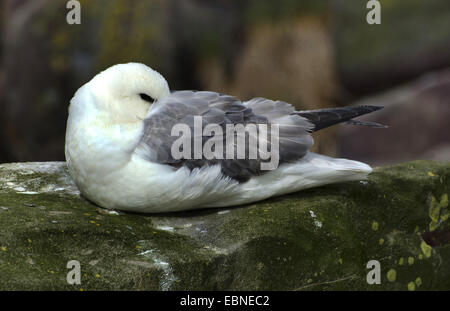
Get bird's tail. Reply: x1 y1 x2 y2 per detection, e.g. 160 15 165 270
295 106 386 132
291 152 372 190
208 152 373 208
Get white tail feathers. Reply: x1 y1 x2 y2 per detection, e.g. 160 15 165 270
300 152 372 184
207 152 373 207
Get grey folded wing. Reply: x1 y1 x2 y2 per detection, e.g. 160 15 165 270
136 91 314 183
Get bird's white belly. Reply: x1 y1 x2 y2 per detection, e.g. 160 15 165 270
67 140 242 213
66 116 371 213
68 145 372 213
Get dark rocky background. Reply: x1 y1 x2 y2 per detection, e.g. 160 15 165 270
0 0 449 164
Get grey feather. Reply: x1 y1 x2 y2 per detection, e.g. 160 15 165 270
138 92 384 182
137 91 314 182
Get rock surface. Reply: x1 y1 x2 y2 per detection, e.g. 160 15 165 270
0 161 449 290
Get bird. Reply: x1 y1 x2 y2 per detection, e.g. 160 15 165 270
65 62 385 213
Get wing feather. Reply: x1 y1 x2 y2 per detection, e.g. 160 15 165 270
137 91 314 182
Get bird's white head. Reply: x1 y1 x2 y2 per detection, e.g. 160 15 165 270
70 62 170 124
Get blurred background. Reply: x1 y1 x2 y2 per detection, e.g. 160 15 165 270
0 0 449 166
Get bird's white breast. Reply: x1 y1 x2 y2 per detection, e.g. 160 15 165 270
65 92 241 212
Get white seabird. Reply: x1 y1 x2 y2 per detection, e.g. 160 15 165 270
65 62 385 213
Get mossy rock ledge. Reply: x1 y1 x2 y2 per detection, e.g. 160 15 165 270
0 161 449 290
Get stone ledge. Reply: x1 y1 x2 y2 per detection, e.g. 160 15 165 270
0 161 449 290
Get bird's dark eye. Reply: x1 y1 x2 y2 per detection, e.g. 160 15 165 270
140 93 155 103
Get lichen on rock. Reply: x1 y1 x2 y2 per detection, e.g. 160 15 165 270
0 160 449 290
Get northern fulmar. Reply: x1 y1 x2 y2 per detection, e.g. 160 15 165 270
65 63 385 213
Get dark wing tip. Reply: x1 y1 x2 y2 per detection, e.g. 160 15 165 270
360 105 384 111
296 105 386 132
346 119 388 128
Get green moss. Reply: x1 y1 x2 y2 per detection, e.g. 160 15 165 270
415 277 422 287
372 221 379 231
421 241 432 258
441 194 449 221
429 195 440 220
1 160 450 290
441 194 449 208
387 269 397 282
427 193 449 230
